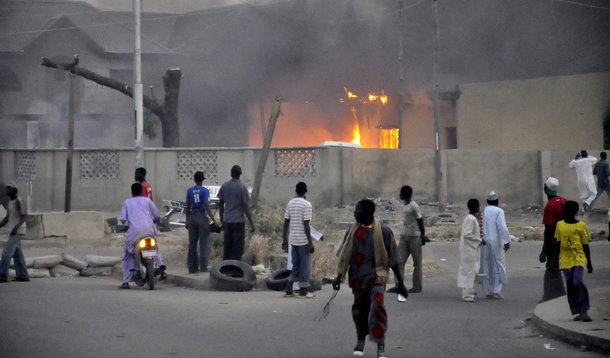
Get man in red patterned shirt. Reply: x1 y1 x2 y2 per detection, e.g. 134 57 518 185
135 167 153 201
539 177 566 302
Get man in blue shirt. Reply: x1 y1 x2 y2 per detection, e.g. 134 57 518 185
186 171 219 273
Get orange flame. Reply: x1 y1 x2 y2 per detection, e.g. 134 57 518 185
351 107 361 145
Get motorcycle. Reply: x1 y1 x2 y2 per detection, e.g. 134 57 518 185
132 235 160 290
162 197 220 230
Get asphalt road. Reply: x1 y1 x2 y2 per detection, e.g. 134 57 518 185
0 241 608 358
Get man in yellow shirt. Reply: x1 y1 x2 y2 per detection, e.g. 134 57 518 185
554 200 593 322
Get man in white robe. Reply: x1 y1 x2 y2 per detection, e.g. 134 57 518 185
457 199 485 302
568 150 597 210
480 190 511 299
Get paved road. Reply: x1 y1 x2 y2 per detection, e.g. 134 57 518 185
0 241 608 358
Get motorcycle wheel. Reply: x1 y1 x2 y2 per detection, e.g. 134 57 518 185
146 260 155 290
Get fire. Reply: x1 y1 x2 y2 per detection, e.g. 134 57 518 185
350 107 361 145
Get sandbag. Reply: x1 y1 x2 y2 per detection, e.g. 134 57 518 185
33 255 62 269
61 253 87 271
50 264 80 278
9 257 35 269
28 268 51 278
80 266 113 277
85 255 121 267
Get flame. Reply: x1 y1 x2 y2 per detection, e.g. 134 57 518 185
350 107 361 145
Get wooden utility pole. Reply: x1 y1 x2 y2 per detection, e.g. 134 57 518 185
397 0 405 149
432 0 444 211
251 97 282 208
64 73 77 212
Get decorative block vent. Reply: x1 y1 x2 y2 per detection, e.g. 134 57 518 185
177 150 218 184
274 149 316 178
15 151 36 180
79 151 119 180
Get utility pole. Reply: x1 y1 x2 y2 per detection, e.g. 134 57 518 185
64 73 77 213
251 98 282 208
133 0 144 168
397 1 405 149
432 0 444 211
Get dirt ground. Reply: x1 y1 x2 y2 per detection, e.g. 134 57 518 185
153 199 609 278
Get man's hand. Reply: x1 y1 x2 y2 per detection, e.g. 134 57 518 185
308 243 315 254
539 252 546 263
503 243 510 252
281 241 288 253
397 283 408 299
480 239 486 246
420 235 429 246
332 274 342 291
587 262 593 274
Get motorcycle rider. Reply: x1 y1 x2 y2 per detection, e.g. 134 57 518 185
117 183 166 289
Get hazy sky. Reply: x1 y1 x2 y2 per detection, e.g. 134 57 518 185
86 0 277 13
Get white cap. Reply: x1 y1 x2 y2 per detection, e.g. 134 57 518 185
487 190 498 201
545 177 559 195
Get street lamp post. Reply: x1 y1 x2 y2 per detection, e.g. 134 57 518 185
133 0 144 168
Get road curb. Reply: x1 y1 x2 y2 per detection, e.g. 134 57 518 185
532 304 610 354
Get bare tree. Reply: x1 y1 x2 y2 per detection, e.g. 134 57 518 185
41 55 181 147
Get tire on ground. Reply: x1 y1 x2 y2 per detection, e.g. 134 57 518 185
210 260 257 292
265 268 323 292
265 268 291 291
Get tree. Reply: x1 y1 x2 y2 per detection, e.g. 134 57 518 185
41 55 181 147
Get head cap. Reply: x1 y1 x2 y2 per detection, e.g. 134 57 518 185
487 190 499 201
544 177 559 196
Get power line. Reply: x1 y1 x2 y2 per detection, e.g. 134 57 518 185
556 0 610 11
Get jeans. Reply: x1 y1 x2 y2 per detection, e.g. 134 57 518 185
287 244 311 290
395 235 422 291
223 222 245 261
0 234 29 280
188 212 211 273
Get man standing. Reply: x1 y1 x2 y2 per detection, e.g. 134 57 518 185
185 171 219 273
587 151 610 212
281 182 314 298
457 199 485 302
135 167 153 201
388 185 426 293
218 165 255 261
538 177 566 302
0 183 29 283
568 150 597 211
480 190 511 299
333 199 407 358
118 183 164 289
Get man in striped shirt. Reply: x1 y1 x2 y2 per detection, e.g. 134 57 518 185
282 182 315 298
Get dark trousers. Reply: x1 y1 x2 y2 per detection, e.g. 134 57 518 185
352 284 387 344
542 244 565 301
563 266 590 315
188 214 210 273
223 222 245 261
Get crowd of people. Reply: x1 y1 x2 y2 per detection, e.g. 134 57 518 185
0 151 607 358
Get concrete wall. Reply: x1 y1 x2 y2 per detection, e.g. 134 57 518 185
3 147 607 212
457 72 610 150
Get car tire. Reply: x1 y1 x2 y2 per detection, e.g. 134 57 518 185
265 268 291 291
209 260 257 292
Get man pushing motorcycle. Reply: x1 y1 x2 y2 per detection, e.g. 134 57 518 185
118 183 166 289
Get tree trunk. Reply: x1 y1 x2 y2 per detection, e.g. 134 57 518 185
41 56 181 147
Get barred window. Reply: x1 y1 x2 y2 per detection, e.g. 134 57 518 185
274 149 316 178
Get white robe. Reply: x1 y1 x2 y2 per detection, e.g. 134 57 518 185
457 214 483 289
569 156 597 205
480 205 511 295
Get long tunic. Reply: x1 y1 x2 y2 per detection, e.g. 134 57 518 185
480 205 511 294
457 214 483 289
118 196 160 253
569 157 597 201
